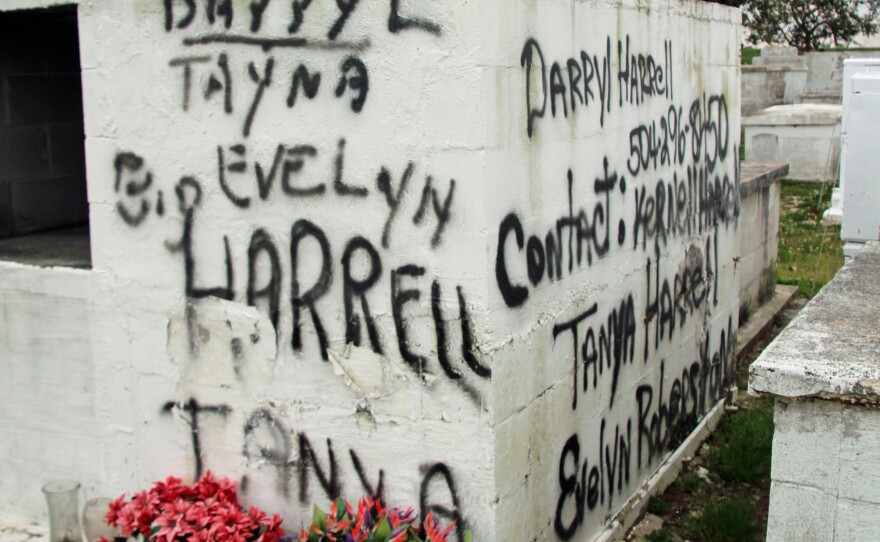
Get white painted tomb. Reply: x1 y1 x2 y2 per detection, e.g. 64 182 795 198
0 1 742 541
743 104 841 182
751 242 880 542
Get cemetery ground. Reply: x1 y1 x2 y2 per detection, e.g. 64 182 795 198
627 180 844 542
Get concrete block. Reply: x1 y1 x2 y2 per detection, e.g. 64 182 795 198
737 251 758 305
751 242 880 399
494 481 529 542
738 192 760 231
0 126 50 183
766 481 837 542
837 404 880 505
43 13 80 74
5 74 53 127
49 75 84 124
744 105 842 181
48 122 85 177
834 497 880 542
11 174 88 235
749 133 779 162
0 22 46 76
753 46 800 66
494 407 532 498
771 398 842 492
0 181 12 238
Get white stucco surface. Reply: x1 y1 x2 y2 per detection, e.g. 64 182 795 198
743 104 841 181
766 398 880 542
737 162 785 320
0 1 741 541
754 243 880 542
751 242 880 400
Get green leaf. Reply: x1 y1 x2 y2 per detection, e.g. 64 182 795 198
374 518 392 541
312 504 329 531
336 497 353 521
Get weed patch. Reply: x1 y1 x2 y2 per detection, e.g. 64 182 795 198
741 46 761 65
671 472 702 494
777 180 844 298
706 408 774 483
645 528 674 542
647 497 670 516
687 496 756 542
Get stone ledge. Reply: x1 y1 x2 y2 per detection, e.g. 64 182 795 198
742 65 808 73
736 284 798 361
742 104 842 127
750 242 880 401
740 161 789 198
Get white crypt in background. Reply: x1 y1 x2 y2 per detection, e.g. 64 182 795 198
824 58 880 261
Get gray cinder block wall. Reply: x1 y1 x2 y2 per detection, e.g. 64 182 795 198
0 6 87 239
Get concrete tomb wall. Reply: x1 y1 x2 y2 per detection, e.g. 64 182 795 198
741 46 880 116
737 162 786 323
751 242 880 542
0 1 741 541
743 104 841 182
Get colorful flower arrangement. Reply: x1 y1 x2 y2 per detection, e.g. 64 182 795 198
103 474 468 542
297 496 467 542
104 472 284 542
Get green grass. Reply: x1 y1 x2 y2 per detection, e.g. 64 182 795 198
706 407 774 483
645 528 675 542
647 497 670 516
777 180 845 298
741 46 761 65
671 472 702 494
687 496 756 542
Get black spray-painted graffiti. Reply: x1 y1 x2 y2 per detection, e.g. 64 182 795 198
554 419 632 540
553 317 735 540
164 0 438 136
115 156 489 401
115 152 164 226
552 294 637 411
495 160 620 308
169 54 369 136
162 398 233 480
514 30 740 541
161 400 468 541
495 155 736 310
521 37 674 136
115 2 482 405
208 141 454 249
163 0 440 41
550 238 721 414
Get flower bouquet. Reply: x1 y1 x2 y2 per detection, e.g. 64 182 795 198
297 496 469 542
104 471 284 542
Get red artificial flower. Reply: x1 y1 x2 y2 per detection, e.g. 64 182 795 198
105 472 283 542
155 510 186 542
423 512 455 542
